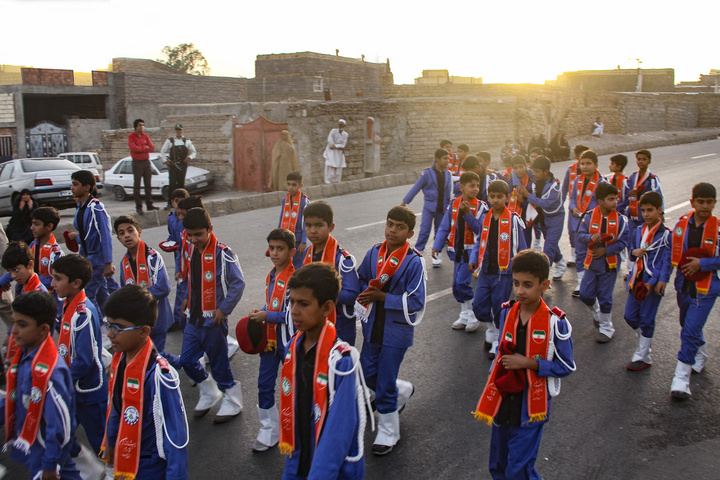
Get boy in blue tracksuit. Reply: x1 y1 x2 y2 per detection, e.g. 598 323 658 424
179 207 246 423
433 172 486 332
163 188 188 328
624 192 671 371
561 144 589 266
51 255 108 455
248 228 296 452
568 150 607 296
519 155 567 279
67 170 119 315
469 180 527 358
401 148 452 262
507 155 536 247
115 215 173 353
455 155 498 202
302 201 361 346
101 285 188 480
1 291 81 479
577 182 630 343
669 182 720 400
279 171 311 269
473 250 575 480
356 206 425 456
280 262 369 479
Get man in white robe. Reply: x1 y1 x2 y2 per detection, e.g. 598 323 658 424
323 119 348 184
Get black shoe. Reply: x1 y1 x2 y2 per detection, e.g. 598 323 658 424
596 333 612 344
372 444 395 456
627 360 652 371
136 208 144 216
567 260 576 267
483 341 492 351
488 351 496 360
147 205 159 211
572 289 580 298
671 391 690 401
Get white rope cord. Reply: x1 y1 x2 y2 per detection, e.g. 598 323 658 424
71 311 104 394
546 314 576 397
401 256 426 326
153 361 190 455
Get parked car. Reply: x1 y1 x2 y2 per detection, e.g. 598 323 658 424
0 158 102 214
104 153 214 202
57 152 105 182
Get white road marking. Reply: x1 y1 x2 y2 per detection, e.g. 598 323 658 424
665 200 691 213
691 153 717 159
427 287 453 303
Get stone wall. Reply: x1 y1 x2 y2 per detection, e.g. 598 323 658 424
0 93 14 123
67 119 111 152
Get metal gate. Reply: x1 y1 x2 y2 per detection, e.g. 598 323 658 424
232 116 287 192
25 122 67 158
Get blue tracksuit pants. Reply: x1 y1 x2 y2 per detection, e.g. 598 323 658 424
180 322 235 391
580 269 617 313
489 423 544 480
415 208 444 251
360 342 407 414
258 346 285 409
677 291 718 365
624 290 663 338
453 259 474 303
473 273 513 327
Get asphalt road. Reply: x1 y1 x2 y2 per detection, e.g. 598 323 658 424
2 138 720 479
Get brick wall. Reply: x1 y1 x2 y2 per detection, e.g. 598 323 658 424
21 68 74 86
0 93 14 123
92 71 109 86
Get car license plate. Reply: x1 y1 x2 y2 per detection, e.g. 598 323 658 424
60 190 73 197
196 182 208 188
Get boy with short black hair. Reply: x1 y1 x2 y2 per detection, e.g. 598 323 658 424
451 143 470 179
0 290 82 479
477 151 494 173
29 206 64 291
280 262 370 478
507 155 537 247
669 182 720 400
179 207 246 422
606 154 628 204
100 285 188 479
469 180 528 357
624 191 671 371
51 254 108 455
356 205 426 455
473 249 575 480
459 155 498 202
114 214 172 353
1 241 47 296
302 200 361 345
160 188 189 329
562 144 589 267
279 171 310 269
402 148 453 263
619 149 663 228
433 172 486 332
577 182 630 343
568 149 608 296
248 227 296 452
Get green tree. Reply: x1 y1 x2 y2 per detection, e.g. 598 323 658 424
158 43 210 75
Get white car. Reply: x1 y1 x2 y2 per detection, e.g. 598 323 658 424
104 153 214 202
57 152 105 182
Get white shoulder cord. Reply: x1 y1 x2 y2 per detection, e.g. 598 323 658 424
221 249 240 298
71 310 104 394
328 343 374 462
153 362 190 459
402 256 426 326
338 253 359 320
149 251 162 285
546 314 576 397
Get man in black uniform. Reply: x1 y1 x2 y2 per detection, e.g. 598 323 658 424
160 123 197 209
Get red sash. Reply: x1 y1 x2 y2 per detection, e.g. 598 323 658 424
568 162 578 190
477 207 513 272
629 221 662 291
584 207 620 270
354 241 410 322
303 235 339 324
58 290 87 366
187 234 218 317
122 241 151 287
280 191 302 233
5 335 59 453
507 175 529 217
279 320 336 456
575 171 600 214
266 262 295 351
180 231 189 280
671 212 719 295
100 339 155 480
473 301 550 425
23 273 43 293
33 234 57 278
4 275 45 365
447 197 480 250
446 153 458 173
608 173 626 202
628 171 649 218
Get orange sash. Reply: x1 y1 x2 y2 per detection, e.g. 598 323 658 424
4 275 45 366
447 197 480 251
473 300 550 425
58 290 87 366
5 335 59 453
628 171 649 218
671 212 719 295
279 320 336 456
575 170 600 214
608 173 626 202
100 339 155 480
180 231 189 280
629 221 661 291
280 191 302 233
584 207 620 270
303 235 339 324
187 234 218 317
568 162 578 190
122 241 150 287
33 234 57 278
354 241 410 322
23 273 43 293
477 207 513 272
266 262 295 351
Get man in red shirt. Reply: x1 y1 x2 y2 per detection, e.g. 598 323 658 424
128 118 158 215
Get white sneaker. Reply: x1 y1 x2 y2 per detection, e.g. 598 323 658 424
465 319 481 332
452 302 469 329
227 335 240 359
432 256 442 267
693 344 708 373
214 382 244 423
195 376 223 417
553 257 568 279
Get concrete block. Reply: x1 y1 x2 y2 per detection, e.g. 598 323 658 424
304 185 322 199
247 194 265 210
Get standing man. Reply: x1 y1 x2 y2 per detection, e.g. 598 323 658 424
128 118 158 215
323 118 348 184
160 123 197 210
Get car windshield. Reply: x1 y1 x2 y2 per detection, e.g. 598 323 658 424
21 159 80 172
152 157 168 173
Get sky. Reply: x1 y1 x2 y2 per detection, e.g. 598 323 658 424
2 0 719 85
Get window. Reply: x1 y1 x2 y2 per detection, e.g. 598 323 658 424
0 164 14 181
81 155 91 164
117 160 133 175
313 76 323 93
0 136 12 158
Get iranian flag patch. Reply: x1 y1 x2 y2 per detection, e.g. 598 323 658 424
532 330 546 342
35 363 50 375
127 378 140 393
316 373 328 386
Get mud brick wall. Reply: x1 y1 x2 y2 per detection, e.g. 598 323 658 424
21 68 74 86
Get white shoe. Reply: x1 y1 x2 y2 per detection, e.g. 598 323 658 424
532 238 543 251
484 321 499 345
254 405 279 451
396 379 414 413
452 302 469 329
631 335 653 364
597 312 615 339
73 444 105 480
373 411 400 454
227 335 240 359
671 361 693 399
693 344 708 373
214 382 244 423
195 376 222 417
432 256 442 267
553 257 567 279
465 305 481 332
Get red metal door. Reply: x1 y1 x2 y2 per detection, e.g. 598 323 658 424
233 117 287 191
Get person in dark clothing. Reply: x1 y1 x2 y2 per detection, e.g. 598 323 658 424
6 189 36 243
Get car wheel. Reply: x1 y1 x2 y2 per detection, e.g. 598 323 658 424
161 186 169 202
113 186 127 202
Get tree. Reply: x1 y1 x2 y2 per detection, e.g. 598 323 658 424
158 43 210 75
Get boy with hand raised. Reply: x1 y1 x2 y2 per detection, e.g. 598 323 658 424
357 206 426 455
